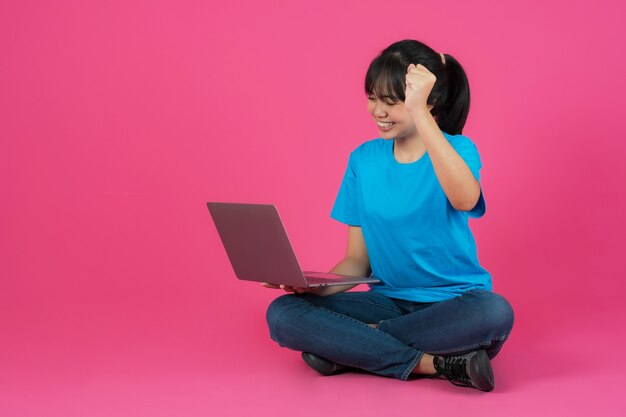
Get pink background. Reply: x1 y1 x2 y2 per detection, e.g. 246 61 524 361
2 0 625 416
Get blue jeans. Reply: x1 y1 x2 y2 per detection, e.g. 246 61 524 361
266 289 514 381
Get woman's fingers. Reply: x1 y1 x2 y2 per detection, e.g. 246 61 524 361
261 282 309 293
279 284 309 293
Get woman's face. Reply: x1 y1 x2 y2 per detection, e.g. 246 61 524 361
366 94 417 140
367 93 434 140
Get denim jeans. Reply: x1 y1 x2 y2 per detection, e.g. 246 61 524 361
266 289 514 381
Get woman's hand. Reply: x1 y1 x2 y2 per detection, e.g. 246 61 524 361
404 63 436 114
261 282 319 294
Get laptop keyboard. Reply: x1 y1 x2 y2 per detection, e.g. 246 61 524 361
306 276 348 284
304 272 377 285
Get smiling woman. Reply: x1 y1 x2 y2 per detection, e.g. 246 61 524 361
364 40 468 136
263 39 513 392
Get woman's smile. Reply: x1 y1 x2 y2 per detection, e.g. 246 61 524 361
376 121 396 131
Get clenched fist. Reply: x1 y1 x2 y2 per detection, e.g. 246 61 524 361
404 63 436 114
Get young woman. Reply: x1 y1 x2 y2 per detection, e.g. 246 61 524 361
262 39 514 392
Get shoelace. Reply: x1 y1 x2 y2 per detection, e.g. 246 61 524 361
435 356 472 387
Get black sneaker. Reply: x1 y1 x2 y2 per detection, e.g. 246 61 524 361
301 352 349 376
433 350 494 391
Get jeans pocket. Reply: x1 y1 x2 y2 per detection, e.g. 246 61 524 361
462 288 478 296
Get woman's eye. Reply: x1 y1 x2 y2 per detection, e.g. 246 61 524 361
367 96 398 106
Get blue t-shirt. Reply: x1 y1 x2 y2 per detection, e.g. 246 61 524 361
330 132 492 302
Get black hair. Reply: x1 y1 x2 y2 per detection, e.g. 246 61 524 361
364 39 470 135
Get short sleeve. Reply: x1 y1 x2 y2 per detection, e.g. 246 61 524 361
450 136 486 218
330 151 361 226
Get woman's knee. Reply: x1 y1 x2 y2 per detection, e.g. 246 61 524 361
486 292 514 335
470 290 515 336
265 293 305 338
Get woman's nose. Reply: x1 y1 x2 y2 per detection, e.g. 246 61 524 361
373 102 387 117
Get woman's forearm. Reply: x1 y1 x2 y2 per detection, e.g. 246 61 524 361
312 256 371 297
330 255 371 277
409 108 480 211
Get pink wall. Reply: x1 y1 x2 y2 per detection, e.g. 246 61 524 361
2 0 625 416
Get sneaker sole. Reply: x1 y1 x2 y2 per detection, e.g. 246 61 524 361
301 352 347 376
468 350 495 391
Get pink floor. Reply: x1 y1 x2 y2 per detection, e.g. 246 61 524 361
3 1 626 416
2 284 624 417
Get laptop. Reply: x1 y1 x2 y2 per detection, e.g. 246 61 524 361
207 202 381 288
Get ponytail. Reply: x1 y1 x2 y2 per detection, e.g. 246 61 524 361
434 53 470 135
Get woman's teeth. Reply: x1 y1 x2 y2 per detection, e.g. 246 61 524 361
377 121 395 128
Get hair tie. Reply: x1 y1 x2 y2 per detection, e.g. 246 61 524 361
439 52 446 65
